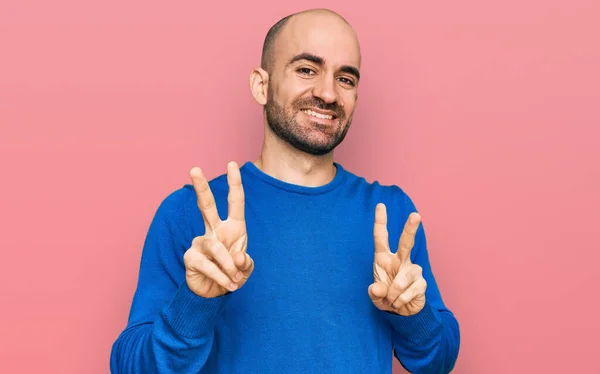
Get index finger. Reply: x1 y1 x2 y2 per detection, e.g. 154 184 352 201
190 166 221 231
373 203 391 254
226 161 245 221
396 212 421 262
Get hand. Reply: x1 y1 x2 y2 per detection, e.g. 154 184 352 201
183 161 255 298
368 203 427 316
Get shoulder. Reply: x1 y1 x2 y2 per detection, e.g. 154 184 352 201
341 166 426 253
160 172 228 206
340 165 421 237
153 171 229 223
155 184 195 215
341 165 418 213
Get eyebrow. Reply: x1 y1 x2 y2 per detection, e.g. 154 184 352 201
288 52 360 81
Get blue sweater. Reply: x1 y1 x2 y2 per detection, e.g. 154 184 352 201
110 161 460 373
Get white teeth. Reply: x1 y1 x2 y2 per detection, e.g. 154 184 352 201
303 109 333 120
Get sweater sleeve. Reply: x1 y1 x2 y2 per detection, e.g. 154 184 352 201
381 191 461 373
110 188 231 373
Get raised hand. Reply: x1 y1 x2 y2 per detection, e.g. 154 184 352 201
183 161 254 298
368 203 427 316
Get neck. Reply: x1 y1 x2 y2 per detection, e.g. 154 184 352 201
253 127 337 187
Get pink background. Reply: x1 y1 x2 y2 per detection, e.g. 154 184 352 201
1 0 599 373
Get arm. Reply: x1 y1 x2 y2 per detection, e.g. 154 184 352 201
381 193 460 373
110 189 231 374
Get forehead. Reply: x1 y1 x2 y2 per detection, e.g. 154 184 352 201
276 14 361 68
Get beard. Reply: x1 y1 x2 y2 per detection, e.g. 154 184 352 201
264 85 353 156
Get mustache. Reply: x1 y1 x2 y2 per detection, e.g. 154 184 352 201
294 97 345 118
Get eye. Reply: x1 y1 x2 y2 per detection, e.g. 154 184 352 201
298 67 315 75
338 77 355 86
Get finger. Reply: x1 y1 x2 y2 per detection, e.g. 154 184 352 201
189 252 238 292
368 281 389 309
373 203 390 254
396 212 421 262
385 265 422 305
233 251 254 276
226 161 245 222
391 276 427 310
190 167 221 231
200 238 242 282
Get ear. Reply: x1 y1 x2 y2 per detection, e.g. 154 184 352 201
249 67 269 105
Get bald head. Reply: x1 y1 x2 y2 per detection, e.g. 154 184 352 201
260 9 360 73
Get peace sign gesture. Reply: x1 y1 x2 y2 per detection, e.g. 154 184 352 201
368 203 427 316
183 161 254 298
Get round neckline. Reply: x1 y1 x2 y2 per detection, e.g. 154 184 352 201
241 161 347 195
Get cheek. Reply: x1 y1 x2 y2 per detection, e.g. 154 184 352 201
342 93 358 116
278 76 311 101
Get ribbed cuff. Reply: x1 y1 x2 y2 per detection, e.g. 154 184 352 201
383 301 443 343
161 282 231 339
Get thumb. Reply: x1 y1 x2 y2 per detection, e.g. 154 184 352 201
368 281 389 309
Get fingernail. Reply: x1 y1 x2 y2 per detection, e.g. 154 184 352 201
229 283 238 291
235 272 243 281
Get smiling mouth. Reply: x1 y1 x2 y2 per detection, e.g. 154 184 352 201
301 109 337 120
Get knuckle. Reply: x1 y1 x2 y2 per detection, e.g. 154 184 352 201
192 236 205 249
200 239 216 255
201 261 217 276
210 241 223 254
196 180 209 193
200 199 216 211
412 264 423 276
392 282 403 292
194 253 207 267
209 268 223 280
205 268 218 280
228 195 245 204
183 248 193 264
187 251 206 271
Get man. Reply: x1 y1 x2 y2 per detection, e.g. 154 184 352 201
110 8 460 374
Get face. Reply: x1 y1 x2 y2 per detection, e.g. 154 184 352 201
262 13 361 156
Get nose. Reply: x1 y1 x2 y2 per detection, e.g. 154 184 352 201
312 74 338 104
